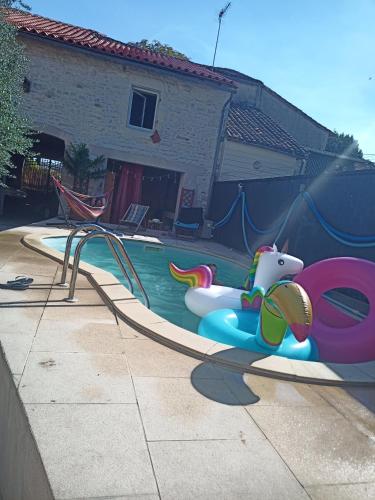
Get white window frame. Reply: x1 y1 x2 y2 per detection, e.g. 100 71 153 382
127 87 159 131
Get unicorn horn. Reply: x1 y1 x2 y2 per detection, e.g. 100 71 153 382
281 239 289 253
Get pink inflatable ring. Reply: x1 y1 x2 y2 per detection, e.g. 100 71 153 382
295 257 375 364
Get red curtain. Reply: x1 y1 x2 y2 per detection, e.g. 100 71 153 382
110 164 143 223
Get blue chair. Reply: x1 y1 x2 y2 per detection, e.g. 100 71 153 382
174 207 203 239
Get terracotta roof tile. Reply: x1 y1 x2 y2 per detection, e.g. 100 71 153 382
4 8 235 88
226 104 306 158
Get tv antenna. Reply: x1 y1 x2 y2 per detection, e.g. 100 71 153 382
212 2 231 69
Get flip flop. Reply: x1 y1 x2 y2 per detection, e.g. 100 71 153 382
0 281 30 290
7 276 34 285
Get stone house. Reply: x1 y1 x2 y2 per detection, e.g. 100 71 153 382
5 8 235 223
7 8 362 224
210 68 327 181
213 68 372 180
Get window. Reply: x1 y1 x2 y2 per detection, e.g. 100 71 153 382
129 89 157 129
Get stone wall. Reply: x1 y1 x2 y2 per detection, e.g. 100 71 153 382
219 139 301 181
21 37 231 207
230 78 329 151
260 88 329 150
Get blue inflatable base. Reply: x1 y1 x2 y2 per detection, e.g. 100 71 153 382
198 309 319 361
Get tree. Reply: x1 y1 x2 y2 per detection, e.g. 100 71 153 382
131 39 189 60
0 0 33 186
64 143 105 193
325 130 363 159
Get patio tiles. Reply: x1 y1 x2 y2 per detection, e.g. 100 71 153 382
0 333 34 375
346 386 375 415
100 283 135 301
149 439 308 500
53 272 93 288
1 249 59 277
306 482 375 500
118 319 148 339
150 321 217 355
47 287 105 305
32 319 128 353
25 404 158 499
0 287 50 304
122 338 222 379
19 352 135 404
0 271 52 303
247 405 375 486
225 372 329 407
115 300 167 326
133 376 265 442
312 385 375 437
41 303 114 321
0 305 45 333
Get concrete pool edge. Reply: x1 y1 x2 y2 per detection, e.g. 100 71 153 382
22 229 375 387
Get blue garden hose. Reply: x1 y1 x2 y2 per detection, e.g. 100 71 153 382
213 188 375 250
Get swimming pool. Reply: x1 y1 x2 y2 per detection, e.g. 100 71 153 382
45 237 247 332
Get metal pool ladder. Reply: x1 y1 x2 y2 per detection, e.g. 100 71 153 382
59 225 150 308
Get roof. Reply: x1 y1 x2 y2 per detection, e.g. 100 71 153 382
226 104 306 158
210 67 263 86
305 150 370 176
215 67 332 134
4 8 235 88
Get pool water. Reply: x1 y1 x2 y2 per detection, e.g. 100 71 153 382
45 237 247 332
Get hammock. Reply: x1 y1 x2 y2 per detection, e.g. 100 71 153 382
52 176 111 221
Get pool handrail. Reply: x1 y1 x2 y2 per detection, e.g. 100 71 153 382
65 230 150 308
57 223 106 287
58 223 134 293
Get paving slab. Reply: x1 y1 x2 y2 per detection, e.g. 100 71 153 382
123 338 221 379
25 404 158 499
48 287 105 305
41 303 115 321
134 376 265 441
100 283 135 301
0 333 34 374
118 319 148 339
346 386 375 415
20 352 136 404
247 405 375 486
1 254 58 277
62 496 160 500
149 439 308 500
53 272 92 289
116 300 168 326
32 319 129 353
227 373 329 407
306 482 375 500
0 305 45 333
312 385 375 438
0 272 51 303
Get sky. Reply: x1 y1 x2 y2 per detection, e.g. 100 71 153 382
28 0 375 156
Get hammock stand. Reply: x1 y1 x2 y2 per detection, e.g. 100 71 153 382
51 176 112 228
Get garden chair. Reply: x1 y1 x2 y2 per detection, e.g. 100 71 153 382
117 203 149 234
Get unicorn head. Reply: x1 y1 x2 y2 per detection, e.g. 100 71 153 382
244 245 304 293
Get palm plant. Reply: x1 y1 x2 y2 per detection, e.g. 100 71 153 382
64 143 105 192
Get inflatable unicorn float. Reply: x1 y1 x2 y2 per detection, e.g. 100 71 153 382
170 245 375 364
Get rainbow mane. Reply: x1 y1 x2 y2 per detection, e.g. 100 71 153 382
243 246 274 291
169 263 213 288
